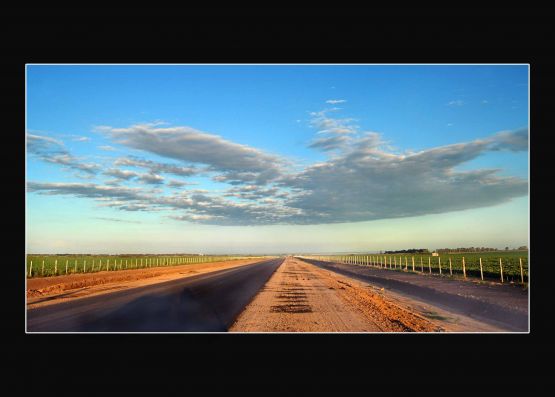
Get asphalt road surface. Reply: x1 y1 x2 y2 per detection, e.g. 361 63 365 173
301 258 528 331
27 257 284 332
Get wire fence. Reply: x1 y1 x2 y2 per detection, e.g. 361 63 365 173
298 252 528 284
26 255 265 278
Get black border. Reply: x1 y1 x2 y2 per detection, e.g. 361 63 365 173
8 6 553 388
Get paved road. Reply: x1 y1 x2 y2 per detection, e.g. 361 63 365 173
27 258 284 332
301 258 528 332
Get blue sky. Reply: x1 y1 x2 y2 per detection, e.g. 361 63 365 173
26 65 529 254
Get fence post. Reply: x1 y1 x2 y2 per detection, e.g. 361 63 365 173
420 257 423 272
520 258 524 284
404 257 408 271
479 258 484 281
499 258 504 283
54 260 58 275
462 257 466 279
42 260 45 276
74 260 77 273
412 256 415 272
449 257 452 276
428 257 431 274
29 261 32 277
438 257 442 275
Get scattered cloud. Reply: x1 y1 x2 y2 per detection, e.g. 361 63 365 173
114 156 198 177
325 99 347 104
28 127 528 225
71 136 91 142
98 145 116 151
100 124 285 184
104 168 139 180
309 109 358 135
28 122 528 226
27 133 100 176
487 128 528 152
138 172 165 185
308 135 352 151
447 100 464 107
93 217 142 224
280 128 528 224
167 179 192 188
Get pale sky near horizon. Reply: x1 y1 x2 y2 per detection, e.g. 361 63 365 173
26 65 528 254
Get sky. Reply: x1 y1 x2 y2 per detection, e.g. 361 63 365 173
26 65 529 254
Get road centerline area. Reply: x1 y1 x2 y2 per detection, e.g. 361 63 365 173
230 256 441 332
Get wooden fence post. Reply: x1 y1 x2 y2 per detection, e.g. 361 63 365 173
29 261 32 277
74 260 77 273
412 256 415 272
438 257 442 275
449 257 452 276
405 257 408 271
428 257 431 274
479 258 484 281
54 259 57 275
42 260 45 276
520 258 524 284
499 258 504 283
462 257 466 279
420 257 423 272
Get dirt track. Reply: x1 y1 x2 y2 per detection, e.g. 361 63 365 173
27 258 267 309
230 257 442 332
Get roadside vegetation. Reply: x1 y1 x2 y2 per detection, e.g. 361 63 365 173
302 250 529 284
26 254 267 278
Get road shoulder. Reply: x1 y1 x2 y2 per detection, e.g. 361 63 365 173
27 258 269 309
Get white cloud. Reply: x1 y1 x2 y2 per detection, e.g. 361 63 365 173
27 133 100 176
71 136 91 142
100 123 286 184
28 123 528 226
114 156 198 178
98 145 116 151
325 99 347 104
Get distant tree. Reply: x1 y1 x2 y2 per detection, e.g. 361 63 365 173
518 246 528 250
505 246 509 251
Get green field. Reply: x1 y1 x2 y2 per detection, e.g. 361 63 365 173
307 251 529 283
25 254 264 278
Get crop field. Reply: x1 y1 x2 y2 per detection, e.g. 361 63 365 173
25 254 264 278
305 251 529 284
